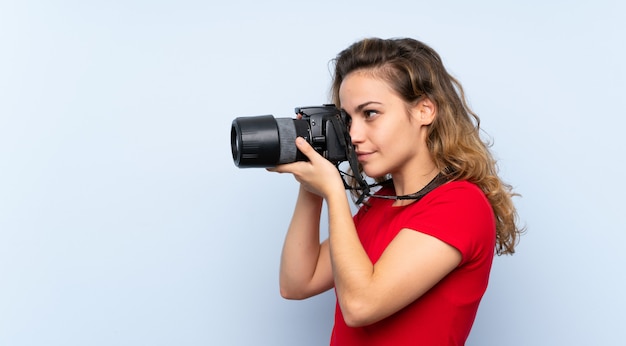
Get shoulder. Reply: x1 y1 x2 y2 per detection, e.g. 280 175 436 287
411 180 491 215
401 180 495 263
429 180 486 201
413 180 493 226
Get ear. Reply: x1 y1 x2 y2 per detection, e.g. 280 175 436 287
411 97 436 125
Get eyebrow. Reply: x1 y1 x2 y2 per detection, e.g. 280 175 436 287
344 101 383 114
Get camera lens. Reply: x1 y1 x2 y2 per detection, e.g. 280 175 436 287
230 124 242 163
230 115 309 168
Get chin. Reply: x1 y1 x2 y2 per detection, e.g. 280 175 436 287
362 166 388 180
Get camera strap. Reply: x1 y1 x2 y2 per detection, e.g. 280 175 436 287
329 115 371 204
369 172 448 202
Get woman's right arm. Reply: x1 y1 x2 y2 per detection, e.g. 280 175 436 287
279 185 334 300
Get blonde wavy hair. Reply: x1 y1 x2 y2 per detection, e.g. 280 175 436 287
330 37 524 255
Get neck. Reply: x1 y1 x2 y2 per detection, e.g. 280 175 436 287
390 171 447 206
392 164 439 196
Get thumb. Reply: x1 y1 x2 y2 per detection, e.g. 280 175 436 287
295 137 319 160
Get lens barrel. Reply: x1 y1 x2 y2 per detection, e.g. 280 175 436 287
231 115 308 168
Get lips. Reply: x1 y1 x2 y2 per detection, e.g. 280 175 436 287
356 151 374 161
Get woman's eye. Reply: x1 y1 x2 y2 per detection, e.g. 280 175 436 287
364 110 378 118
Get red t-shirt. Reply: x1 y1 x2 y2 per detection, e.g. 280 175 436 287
330 180 496 346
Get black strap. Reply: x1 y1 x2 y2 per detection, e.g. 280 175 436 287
329 115 371 204
370 172 448 202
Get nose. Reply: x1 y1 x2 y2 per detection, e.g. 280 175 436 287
348 118 364 145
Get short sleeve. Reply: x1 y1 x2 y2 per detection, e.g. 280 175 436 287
398 181 496 264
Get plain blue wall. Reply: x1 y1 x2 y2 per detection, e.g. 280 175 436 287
1 1 624 345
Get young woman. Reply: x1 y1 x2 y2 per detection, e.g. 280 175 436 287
270 37 523 345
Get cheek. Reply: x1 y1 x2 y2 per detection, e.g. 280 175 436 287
390 118 414 138
383 121 419 150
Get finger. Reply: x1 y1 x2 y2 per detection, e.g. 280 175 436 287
294 137 321 161
267 165 289 173
267 161 305 174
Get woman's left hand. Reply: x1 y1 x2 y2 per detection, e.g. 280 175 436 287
268 137 345 199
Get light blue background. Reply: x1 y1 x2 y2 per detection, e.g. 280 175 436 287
1 1 624 345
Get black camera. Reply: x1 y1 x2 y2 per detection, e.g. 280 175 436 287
231 104 349 168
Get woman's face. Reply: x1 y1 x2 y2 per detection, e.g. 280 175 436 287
339 71 430 179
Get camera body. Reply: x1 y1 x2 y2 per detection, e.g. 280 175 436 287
231 104 349 168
